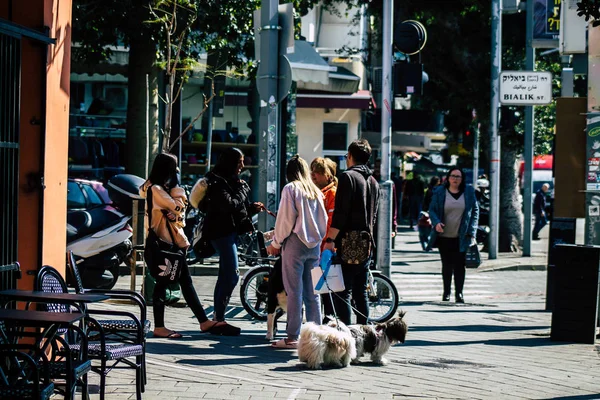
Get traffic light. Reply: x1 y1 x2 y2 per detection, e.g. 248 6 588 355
499 107 520 134
393 62 424 97
463 127 475 151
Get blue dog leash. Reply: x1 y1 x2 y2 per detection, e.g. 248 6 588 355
318 249 342 329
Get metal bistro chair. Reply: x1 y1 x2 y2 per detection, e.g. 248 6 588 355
66 251 149 386
0 321 54 400
36 266 144 400
1 301 91 399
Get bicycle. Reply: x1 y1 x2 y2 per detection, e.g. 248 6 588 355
239 237 399 323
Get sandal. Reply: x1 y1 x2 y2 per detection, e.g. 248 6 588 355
202 321 241 336
271 338 298 349
153 330 182 339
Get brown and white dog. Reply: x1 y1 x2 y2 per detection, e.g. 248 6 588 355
327 311 408 365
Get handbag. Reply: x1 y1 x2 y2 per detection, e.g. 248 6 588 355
340 174 377 265
144 186 185 284
312 250 345 294
465 244 482 268
340 230 372 264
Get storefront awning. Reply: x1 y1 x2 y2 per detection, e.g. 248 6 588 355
287 40 336 85
296 90 372 109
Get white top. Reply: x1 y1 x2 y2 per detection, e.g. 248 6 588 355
271 182 328 250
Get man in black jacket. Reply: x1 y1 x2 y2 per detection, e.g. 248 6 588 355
532 183 550 240
323 139 379 324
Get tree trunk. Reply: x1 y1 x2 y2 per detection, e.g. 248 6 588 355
125 34 159 177
498 145 523 252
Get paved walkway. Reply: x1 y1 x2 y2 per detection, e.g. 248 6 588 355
92 227 600 400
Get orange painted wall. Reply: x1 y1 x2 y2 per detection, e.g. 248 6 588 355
1 0 71 287
42 0 72 276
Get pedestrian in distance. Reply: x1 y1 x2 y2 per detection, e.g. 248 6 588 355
202 147 265 335
310 157 338 320
405 171 425 229
323 139 379 325
267 155 328 349
140 153 235 338
428 167 479 303
532 183 550 240
422 176 441 212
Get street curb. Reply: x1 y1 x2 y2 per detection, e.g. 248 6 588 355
478 264 547 273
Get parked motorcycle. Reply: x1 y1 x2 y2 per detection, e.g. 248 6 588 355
475 178 491 249
67 178 133 289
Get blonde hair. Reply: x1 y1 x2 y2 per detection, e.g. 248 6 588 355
287 155 322 200
310 157 338 187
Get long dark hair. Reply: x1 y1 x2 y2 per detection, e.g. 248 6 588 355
148 153 178 190
213 147 244 179
444 167 466 192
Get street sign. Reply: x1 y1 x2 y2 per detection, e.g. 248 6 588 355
499 71 553 105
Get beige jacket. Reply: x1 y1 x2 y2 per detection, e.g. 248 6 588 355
139 181 190 249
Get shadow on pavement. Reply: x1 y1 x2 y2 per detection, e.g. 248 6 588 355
405 336 560 347
409 324 548 333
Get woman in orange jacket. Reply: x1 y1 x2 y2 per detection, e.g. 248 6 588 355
310 157 338 319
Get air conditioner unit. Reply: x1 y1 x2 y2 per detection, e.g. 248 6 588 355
502 0 521 14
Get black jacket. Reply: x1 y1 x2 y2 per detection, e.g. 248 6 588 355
533 189 546 215
202 171 254 240
331 165 379 240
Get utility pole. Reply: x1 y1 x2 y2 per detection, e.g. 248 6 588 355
377 0 393 278
257 0 280 232
523 0 535 256
489 0 502 259
472 108 479 185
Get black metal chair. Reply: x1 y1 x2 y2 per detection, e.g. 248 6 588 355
1 309 89 400
0 347 54 400
66 251 149 386
36 265 144 400
0 319 54 400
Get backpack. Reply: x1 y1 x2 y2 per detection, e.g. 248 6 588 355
189 177 209 209
189 176 215 258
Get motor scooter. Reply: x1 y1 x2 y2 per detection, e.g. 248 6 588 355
67 178 133 289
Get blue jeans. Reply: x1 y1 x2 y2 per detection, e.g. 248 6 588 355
211 233 239 321
281 233 322 340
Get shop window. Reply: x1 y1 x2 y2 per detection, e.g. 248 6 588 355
323 122 348 151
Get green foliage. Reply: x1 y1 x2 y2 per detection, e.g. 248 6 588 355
576 0 600 26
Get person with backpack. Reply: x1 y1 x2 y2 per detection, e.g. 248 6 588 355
201 148 264 335
140 153 235 338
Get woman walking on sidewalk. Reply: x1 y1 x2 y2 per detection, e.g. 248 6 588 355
141 153 236 337
202 148 264 335
428 167 479 303
267 155 328 348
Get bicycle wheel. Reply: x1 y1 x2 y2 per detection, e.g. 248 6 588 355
239 265 271 321
368 272 399 323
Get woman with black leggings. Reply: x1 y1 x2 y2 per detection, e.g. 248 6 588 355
428 167 479 303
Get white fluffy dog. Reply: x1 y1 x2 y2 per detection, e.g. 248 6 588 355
297 321 357 369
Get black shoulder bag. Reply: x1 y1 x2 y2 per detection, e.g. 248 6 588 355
340 174 377 265
144 186 185 284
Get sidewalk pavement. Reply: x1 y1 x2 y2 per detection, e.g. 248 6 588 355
97 227 600 400
123 225 551 278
